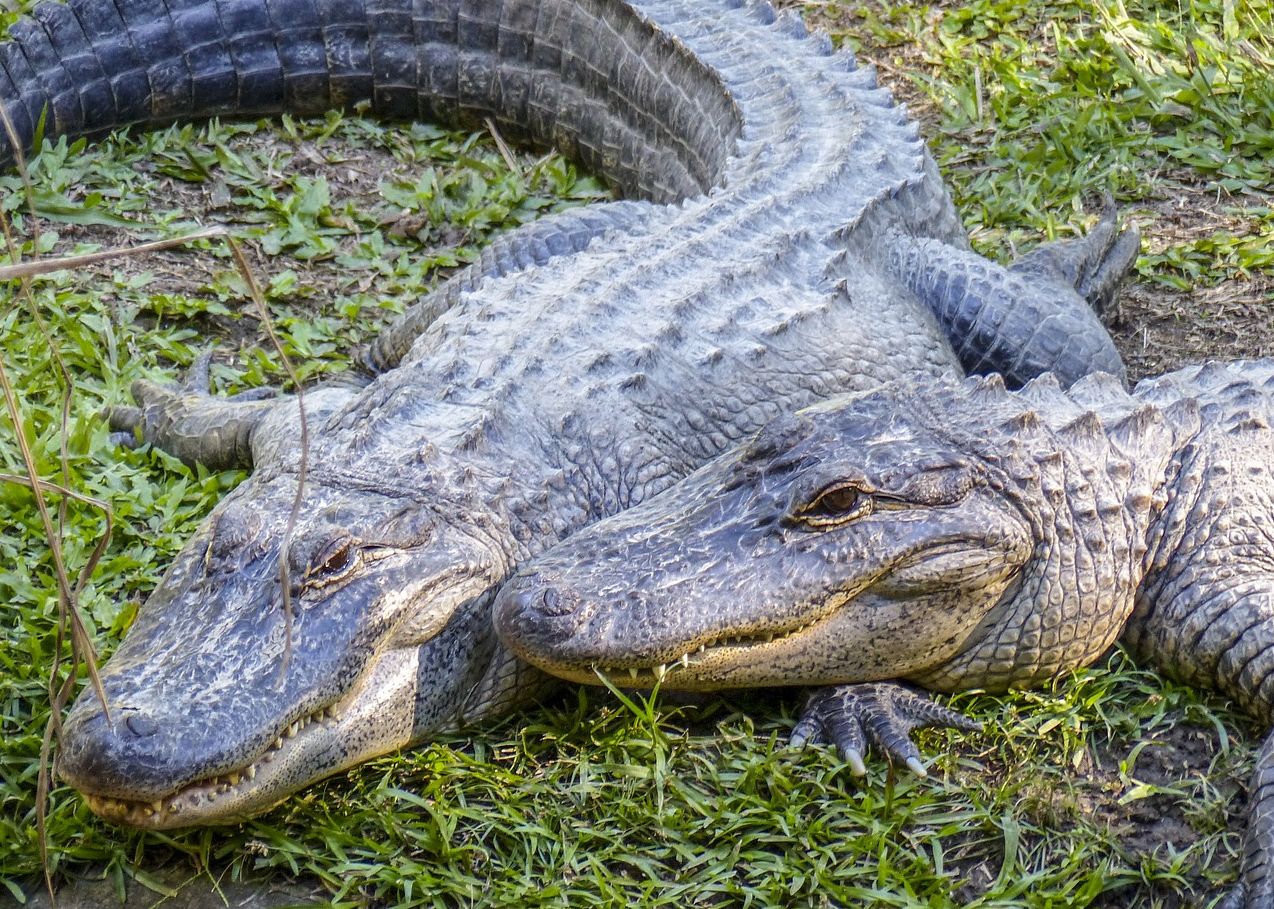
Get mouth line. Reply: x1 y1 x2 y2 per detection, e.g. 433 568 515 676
78 699 345 828
589 611 831 685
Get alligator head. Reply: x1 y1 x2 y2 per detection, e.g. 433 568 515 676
59 468 509 828
495 385 1037 690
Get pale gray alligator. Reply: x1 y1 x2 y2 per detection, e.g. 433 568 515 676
496 360 1274 908
0 0 1135 826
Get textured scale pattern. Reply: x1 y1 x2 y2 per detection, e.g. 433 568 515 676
496 359 1274 908
8 0 1132 835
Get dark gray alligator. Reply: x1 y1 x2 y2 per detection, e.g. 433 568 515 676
2 0 1136 827
495 360 1274 907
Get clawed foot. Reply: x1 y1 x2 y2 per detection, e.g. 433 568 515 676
1009 203 1141 321
105 350 279 470
790 683 981 777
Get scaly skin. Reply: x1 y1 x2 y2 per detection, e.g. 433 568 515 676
0 0 1133 826
495 360 1274 907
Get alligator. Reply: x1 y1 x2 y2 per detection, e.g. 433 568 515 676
494 360 1274 907
0 0 1137 828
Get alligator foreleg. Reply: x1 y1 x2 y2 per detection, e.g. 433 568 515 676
878 209 1138 388
107 350 361 470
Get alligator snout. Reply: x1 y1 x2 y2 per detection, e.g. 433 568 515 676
493 572 596 653
59 702 191 801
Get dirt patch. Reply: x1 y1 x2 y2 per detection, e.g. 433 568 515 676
3 868 324 909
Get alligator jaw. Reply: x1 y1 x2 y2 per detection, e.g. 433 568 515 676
78 704 337 828
582 542 986 687
586 612 837 688
67 642 425 829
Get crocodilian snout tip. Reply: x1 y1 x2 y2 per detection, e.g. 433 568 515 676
494 572 594 651
58 701 176 800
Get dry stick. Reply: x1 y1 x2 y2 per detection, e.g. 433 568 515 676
0 361 106 906
0 223 111 735
485 116 523 181
0 477 116 592
1 474 113 909
0 92 37 217
0 226 230 281
0 104 110 909
226 238 308 683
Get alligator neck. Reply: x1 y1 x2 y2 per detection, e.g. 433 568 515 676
912 374 1188 692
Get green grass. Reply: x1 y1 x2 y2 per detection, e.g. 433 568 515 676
808 0 1274 288
2 0 1272 906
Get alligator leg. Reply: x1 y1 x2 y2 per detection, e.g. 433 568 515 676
1007 207 1140 321
1126 579 1274 909
790 682 981 776
1214 727 1274 909
1122 574 1274 907
878 210 1139 388
108 351 301 470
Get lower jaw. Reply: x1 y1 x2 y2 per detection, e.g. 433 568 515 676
81 790 264 829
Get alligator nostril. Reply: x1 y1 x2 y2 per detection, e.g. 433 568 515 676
541 588 560 612
125 714 158 737
537 586 578 618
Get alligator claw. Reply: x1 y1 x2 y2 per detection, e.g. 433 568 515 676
1008 204 1140 322
106 407 145 448
184 348 215 395
790 683 981 776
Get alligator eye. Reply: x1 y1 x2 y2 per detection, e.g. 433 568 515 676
797 484 873 528
304 536 360 588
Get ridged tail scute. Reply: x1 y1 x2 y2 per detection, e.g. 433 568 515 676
0 0 745 203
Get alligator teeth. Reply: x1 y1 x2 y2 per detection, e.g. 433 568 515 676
227 772 241 786
653 664 667 682
697 644 706 653
628 668 639 682
679 653 690 668
246 765 257 781
273 737 284 750
150 800 163 813
287 723 298 738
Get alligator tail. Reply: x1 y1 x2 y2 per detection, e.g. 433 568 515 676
0 0 741 204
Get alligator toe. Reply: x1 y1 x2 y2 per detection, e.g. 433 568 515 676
791 682 981 777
